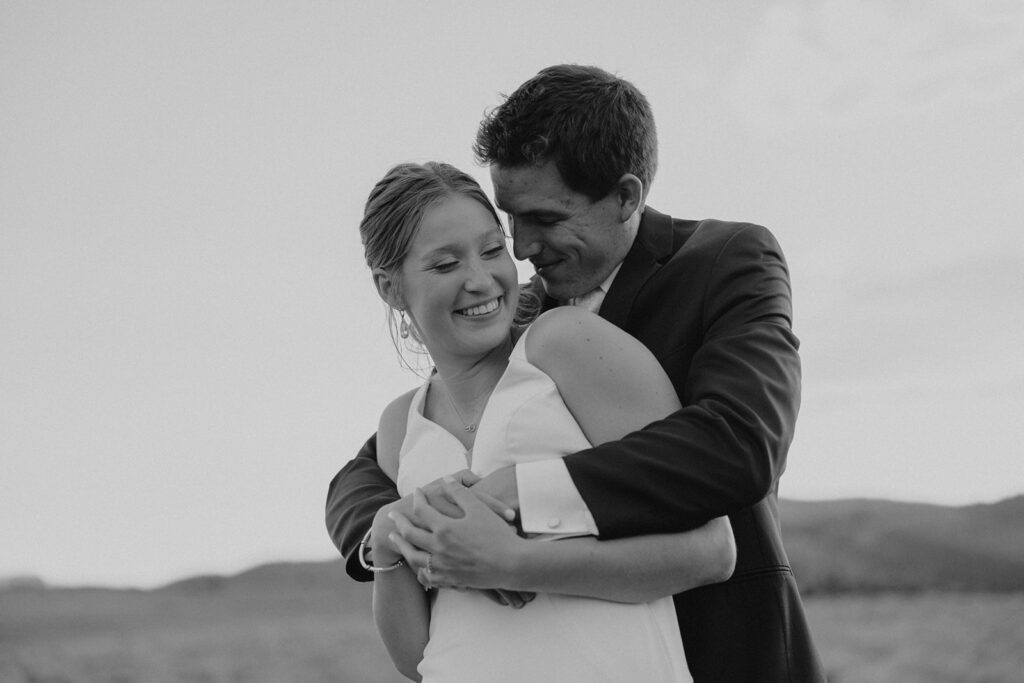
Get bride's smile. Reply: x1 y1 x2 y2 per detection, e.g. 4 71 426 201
388 194 519 365
455 295 502 318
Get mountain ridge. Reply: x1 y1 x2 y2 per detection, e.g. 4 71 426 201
5 495 1022 595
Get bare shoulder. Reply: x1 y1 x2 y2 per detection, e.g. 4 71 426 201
377 387 418 483
525 307 647 381
524 308 680 446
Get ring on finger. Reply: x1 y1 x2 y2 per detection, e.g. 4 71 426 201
426 552 434 575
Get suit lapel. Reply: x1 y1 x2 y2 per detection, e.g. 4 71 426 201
599 207 674 329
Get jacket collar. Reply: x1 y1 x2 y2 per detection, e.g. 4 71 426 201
597 207 673 328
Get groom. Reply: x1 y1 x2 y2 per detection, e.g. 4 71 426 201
327 64 825 682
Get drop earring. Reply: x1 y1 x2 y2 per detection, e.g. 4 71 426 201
399 311 410 339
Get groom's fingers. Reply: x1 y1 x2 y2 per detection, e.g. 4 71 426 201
419 482 463 519
409 487 456 531
418 472 480 519
495 589 534 609
434 475 515 522
477 589 536 609
473 490 517 523
439 476 502 515
448 468 482 487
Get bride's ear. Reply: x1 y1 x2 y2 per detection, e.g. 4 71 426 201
373 268 402 310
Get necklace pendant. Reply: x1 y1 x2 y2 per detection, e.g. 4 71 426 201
465 425 476 433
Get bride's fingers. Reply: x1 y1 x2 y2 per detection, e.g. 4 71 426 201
388 508 437 552
417 566 443 589
410 486 460 530
414 556 451 590
388 531 429 569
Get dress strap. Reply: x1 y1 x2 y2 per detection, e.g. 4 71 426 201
403 382 430 439
509 325 531 362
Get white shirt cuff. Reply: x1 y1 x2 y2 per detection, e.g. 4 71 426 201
516 459 599 538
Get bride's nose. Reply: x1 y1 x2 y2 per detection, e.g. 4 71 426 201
463 259 494 291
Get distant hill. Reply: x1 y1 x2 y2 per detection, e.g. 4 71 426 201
174 495 1023 596
4 496 1022 598
781 495 1024 593
0 576 46 591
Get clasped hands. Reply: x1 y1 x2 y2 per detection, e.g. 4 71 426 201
370 467 536 609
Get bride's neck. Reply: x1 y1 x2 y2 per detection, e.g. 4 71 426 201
431 335 514 402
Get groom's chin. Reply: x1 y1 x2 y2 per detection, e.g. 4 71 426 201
536 276 561 300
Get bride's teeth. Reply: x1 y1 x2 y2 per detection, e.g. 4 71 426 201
459 298 500 317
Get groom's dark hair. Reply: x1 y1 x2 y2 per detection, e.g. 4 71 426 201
473 64 657 202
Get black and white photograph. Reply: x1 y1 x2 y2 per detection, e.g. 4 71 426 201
2 2 1022 681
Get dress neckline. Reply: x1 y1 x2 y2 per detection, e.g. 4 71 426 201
415 328 530 466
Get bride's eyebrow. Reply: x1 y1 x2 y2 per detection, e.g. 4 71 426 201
425 231 500 256
419 245 459 262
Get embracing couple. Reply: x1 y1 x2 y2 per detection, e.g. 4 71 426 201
326 65 826 682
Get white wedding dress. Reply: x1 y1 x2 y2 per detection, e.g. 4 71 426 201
396 328 691 683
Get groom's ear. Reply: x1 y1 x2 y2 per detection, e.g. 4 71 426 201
613 173 644 222
372 268 402 310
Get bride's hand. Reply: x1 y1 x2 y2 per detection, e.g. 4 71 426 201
368 500 405 567
388 477 528 591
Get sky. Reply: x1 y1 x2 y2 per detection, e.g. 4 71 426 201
2 0 1022 589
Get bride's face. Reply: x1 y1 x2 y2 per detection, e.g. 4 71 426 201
395 194 518 361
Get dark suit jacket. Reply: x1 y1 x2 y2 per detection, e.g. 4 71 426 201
326 208 826 682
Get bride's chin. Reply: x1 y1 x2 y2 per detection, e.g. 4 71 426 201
454 323 511 352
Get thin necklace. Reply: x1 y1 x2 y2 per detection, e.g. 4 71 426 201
432 335 513 433
440 382 478 433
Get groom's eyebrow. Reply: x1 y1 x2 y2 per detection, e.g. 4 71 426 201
508 208 565 221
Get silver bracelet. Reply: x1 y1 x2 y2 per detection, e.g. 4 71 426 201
357 528 405 573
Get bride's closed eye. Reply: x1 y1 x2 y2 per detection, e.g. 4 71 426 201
431 261 459 273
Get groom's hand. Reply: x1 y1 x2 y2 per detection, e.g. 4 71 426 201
479 588 536 609
467 468 531 608
416 469 479 518
470 465 519 515
418 469 517 523
391 478 526 589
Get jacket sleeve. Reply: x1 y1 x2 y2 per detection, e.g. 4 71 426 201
564 224 801 539
325 434 401 581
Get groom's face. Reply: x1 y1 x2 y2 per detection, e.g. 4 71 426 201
490 161 633 302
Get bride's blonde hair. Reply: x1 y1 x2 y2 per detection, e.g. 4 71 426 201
359 162 538 372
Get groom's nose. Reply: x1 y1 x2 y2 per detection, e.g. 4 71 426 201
511 219 542 261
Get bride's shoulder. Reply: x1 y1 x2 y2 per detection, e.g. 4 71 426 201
526 306 609 346
378 387 418 482
525 307 641 379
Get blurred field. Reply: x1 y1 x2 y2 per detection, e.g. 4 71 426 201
807 592 1024 683
2 568 1022 683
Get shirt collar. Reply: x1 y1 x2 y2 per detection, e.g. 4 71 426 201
567 262 624 311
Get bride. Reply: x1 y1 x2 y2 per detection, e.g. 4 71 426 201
356 161 735 682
